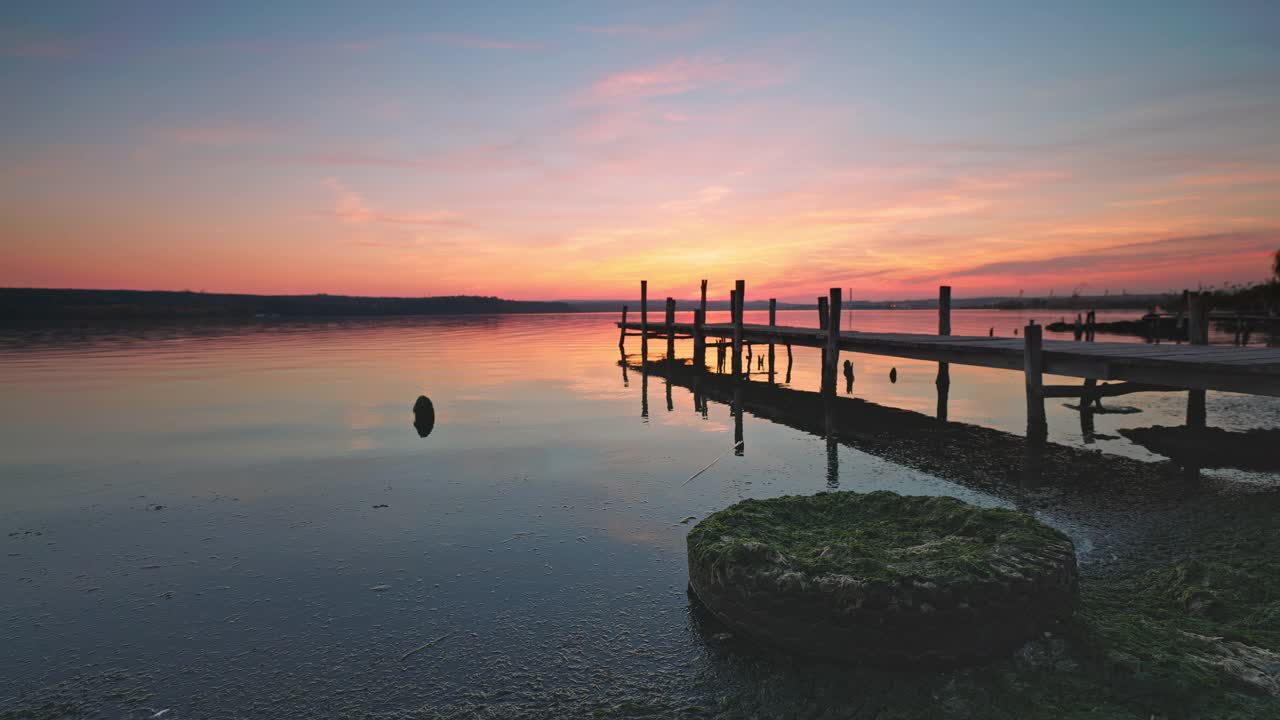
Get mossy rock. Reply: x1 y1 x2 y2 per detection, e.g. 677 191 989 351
687 491 1078 666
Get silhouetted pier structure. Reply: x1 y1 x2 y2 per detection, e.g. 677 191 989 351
619 280 1280 441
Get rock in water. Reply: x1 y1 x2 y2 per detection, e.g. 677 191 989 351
686 491 1077 666
412 395 435 438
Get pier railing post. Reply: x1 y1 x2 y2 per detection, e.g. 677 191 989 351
824 288 842 395
640 281 648 363
665 297 675 360
732 280 745 378
619 305 627 351
693 309 706 370
768 298 777 384
700 279 708 317
1024 323 1047 443
936 285 951 421
1187 293 1208 428
818 295 829 378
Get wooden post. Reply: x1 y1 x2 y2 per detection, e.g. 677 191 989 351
700 279 708 318
640 280 648 363
1024 323 1047 443
618 305 628 351
732 280 744 378
936 285 951 420
693 309 706 370
768 298 777 384
665 297 675 360
818 295 829 376
1187 293 1208 428
824 288 842 395
1086 310 1096 342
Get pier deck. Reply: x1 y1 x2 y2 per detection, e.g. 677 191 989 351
618 322 1280 398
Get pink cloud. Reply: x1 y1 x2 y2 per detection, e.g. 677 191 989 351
585 57 779 102
1179 167 1280 187
323 178 464 226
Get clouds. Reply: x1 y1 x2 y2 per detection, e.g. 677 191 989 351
584 57 779 103
323 179 462 227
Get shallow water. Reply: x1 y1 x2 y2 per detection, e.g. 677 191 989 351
1 311 1277 717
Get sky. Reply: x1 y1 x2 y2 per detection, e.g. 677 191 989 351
2 1 1279 301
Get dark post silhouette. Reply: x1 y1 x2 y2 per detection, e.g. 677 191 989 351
768 298 777 384
732 280 745 378
640 280 648 363
1187 292 1208 428
665 297 675 360
936 285 951 421
1024 323 1047 443
824 288 842 396
700 279 708 318
818 295 829 377
618 306 627 351
693 309 706 370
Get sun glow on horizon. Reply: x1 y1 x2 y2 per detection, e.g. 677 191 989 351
3 3 1279 300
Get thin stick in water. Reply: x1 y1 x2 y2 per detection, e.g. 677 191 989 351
682 441 744 485
400 631 458 662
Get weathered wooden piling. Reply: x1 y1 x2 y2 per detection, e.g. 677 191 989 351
937 285 951 421
618 306 628 350
665 297 676 360
732 280 745 378
818 295 830 373
700 279 708 317
768 298 777 383
824 288 842 395
1086 310 1096 342
1187 293 1208 428
693 309 706 370
640 281 648 362
1024 323 1047 443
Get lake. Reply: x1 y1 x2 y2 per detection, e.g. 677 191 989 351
2 310 1277 717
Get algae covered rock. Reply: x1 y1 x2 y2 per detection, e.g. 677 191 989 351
686 491 1077 666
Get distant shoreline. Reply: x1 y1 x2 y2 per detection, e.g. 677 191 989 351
0 287 1157 327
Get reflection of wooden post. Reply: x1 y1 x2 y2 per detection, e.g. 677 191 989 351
732 280 744 378
618 306 628 351
693 309 706 370
936 286 951 420
668 296 678 357
1187 293 1208 428
824 288 842 395
1024 323 1046 443
640 281 648 363
768 298 777 384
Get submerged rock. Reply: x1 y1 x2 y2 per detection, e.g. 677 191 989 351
686 490 1077 666
412 395 435 438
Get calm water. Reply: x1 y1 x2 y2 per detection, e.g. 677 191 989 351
2 310 1277 716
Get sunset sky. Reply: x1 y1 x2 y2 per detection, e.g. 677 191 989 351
3 2 1279 300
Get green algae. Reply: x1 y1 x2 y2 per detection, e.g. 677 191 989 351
688 491 1071 584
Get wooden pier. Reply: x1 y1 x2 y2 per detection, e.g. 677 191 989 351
619 281 1280 440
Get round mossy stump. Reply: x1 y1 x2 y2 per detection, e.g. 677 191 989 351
686 491 1078 666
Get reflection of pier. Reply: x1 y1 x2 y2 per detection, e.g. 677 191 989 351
619 280 1280 441
622 356 1208 497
